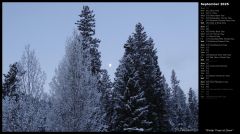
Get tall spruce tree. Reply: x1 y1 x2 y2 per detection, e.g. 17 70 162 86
2 62 23 132
99 69 113 131
187 88 198 131
170 70 187 131
2 62 23 100
75 5 101 75
112 23 168 132
75 6 105 131
162 75 172 131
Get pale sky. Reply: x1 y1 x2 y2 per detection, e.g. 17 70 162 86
3 2 198 95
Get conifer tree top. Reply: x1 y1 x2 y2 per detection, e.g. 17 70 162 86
135 23 144 33
171 69 180 86
75 5 96 37
133 23 147 42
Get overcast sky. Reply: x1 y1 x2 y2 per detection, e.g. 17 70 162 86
3 2 198 95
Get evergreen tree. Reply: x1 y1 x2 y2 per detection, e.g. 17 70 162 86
170 70 187 131
99 69 113 131
75 5 101 75
187 88 198 131
2 62 23 132
75 6 104 131
162 75 172 131
2 62 23 100
112 23 168 132
185 103 192 130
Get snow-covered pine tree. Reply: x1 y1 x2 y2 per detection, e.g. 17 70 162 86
75 6 106 131
143 37 169 132
187 88 198 131
2 62 23 132
111 46 132 131
112 27 146 132
2 62 23 100
170 70 188 131
98 69 113 131
162 75 173 131
112 23 168 132
75 5 101 75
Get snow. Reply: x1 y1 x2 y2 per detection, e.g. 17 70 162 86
124 128 144 132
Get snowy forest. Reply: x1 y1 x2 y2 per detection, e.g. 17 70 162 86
2 6 198 132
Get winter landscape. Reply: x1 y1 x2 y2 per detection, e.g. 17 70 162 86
2 3 198 132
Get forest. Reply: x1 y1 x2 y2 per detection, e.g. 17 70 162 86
2 6 198 132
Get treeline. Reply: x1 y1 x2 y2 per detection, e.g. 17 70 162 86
2 6 198 132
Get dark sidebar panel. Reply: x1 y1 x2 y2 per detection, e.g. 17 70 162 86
199 0 238 133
